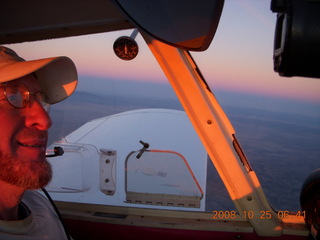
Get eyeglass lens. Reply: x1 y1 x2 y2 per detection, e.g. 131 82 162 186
4 84 50 112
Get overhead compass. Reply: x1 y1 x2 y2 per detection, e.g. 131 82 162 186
113 30 139 61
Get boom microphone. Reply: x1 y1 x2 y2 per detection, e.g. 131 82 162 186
46 146 64 158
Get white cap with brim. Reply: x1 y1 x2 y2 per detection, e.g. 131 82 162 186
0 46 78 104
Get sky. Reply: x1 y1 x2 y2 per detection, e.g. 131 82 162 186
5 0 320 117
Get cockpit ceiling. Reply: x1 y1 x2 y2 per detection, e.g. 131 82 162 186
0 0 134 44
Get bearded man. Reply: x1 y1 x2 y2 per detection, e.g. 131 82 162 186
0 46 77 239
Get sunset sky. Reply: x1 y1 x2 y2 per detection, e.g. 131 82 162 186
6 1 320 115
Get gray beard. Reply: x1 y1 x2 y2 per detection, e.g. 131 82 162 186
0 153 52 190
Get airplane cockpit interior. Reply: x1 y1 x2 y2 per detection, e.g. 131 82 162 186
1 0 319 239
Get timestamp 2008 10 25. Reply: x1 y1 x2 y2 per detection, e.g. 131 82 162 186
211 210 306 220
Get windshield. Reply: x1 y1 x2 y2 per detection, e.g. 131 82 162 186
5 1 319 213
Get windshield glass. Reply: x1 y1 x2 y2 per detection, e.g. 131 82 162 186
5 1 319 213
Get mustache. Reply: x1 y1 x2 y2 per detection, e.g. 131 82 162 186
18 129 48 141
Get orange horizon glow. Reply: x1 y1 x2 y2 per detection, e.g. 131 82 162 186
76 61 320 105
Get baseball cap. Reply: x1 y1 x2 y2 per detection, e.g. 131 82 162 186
0 46 78 104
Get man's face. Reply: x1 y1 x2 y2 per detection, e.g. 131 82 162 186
0 74 53 189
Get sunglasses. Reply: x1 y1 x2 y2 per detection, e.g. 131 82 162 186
0 82 50 112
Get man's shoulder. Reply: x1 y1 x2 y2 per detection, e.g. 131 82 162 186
21 190 68 239
23 190 49 202
22 190 54 212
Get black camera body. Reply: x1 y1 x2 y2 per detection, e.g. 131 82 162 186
271 0 320 78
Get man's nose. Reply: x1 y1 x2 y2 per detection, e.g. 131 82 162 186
24 100 52 130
